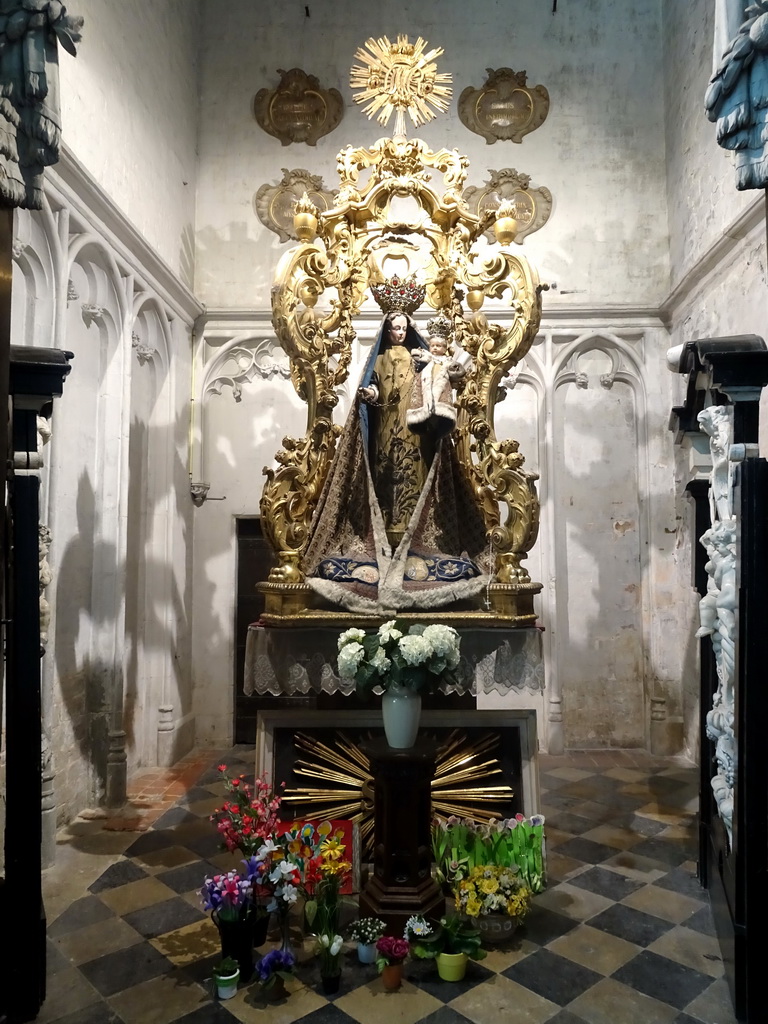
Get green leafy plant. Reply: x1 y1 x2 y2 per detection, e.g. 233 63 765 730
338 620 461 695
213 956 240 980
431 813 546 893
405 915 486 961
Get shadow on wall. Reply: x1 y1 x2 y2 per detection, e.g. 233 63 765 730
55 472 117 807
194 221 279 305
54 409 194 810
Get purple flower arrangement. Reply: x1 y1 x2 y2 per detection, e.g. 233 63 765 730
256 948 295 991
200 865 258 922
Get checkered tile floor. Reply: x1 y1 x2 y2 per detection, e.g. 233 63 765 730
38 747 736 1024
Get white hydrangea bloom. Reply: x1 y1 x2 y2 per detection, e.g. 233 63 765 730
338 641 365 678
399 633 432 665
378 620 403 643
370 646 391 675
423 624 460 666
338 627 366 650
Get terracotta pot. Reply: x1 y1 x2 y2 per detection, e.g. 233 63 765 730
381 962 403 990
436 951 467 981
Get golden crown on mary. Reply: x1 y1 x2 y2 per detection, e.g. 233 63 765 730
371 275 426 315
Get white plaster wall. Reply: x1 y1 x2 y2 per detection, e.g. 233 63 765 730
663 0 756 292
662 0 768 759
58 0 202 286
195 0 669 309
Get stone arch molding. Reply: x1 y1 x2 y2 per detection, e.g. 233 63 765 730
202 332 291 401
190 323 292 499
10 168 200 858
552 332 646 392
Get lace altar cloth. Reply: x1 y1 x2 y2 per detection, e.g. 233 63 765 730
244 624 544 697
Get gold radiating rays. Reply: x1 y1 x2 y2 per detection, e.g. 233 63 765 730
349 35 452 137
281 729 515 855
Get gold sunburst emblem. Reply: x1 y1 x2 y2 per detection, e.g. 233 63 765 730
350 34 452 137
281 729 515 856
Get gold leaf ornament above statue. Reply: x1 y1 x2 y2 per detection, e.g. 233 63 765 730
350 35 452 137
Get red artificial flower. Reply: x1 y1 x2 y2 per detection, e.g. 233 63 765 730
376 936 409 963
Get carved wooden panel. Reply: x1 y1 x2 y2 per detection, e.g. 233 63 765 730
253 68 344 146
458 68 549 144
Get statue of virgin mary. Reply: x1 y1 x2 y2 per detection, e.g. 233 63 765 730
303 277 492 613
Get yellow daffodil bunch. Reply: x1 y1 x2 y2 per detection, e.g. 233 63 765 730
454 864 532 921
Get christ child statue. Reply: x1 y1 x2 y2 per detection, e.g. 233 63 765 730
407 316 466 438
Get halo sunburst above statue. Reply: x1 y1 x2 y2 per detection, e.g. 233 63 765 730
350 34 452 137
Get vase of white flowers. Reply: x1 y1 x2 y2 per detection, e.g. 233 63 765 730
337 620 462 749
348 917 386 962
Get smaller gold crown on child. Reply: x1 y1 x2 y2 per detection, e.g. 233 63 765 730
426 315 452 340
371 274 426 315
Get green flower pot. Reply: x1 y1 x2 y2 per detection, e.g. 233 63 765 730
436 951 467 981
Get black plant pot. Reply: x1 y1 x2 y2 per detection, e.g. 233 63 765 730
214 913 254 981
321 972 341 995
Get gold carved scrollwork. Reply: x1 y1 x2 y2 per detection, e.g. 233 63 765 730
262 108 545 616
450 251 543 588
253 169 337 244
261 418 341 582
463 168 553 245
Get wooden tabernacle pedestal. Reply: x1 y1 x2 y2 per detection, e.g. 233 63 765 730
358 737 445 933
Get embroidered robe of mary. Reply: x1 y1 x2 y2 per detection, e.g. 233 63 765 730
303 315 491 613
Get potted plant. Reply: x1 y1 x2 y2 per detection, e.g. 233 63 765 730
315 931 345 993
256 948 295 1001
348 917 386 963
432 812 547 894
375 935 410 990
302 828 353 938
213 955 240 1000
338 620 461 748
454 864 532 945
406 914 486 981
208 763 286 945
201 869 263 980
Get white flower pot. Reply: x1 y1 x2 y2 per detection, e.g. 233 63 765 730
382 684 421 748
357 941 377 963
215 970 239 1000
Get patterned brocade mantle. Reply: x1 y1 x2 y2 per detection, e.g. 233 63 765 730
244 624 544 697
